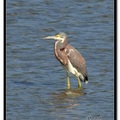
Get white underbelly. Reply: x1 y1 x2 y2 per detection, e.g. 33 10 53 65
64 60 81 77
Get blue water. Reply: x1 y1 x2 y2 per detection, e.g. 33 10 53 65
7 0 114 120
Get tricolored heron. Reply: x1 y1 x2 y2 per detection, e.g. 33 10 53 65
43 32 88 89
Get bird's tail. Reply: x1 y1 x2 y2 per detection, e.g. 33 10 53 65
84 75 88 83
80 74 88 83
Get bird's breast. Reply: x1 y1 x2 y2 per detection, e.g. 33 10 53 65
54 41 68 65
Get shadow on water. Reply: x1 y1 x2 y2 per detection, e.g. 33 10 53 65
13 80 35 86
50 88 86 109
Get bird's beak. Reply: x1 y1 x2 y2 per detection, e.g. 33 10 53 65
43 35 64 42
42 36 57 40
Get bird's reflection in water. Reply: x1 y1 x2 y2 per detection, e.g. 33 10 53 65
51 88 86 109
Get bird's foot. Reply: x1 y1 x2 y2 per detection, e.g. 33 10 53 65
67 85 70 89
78 84 82 89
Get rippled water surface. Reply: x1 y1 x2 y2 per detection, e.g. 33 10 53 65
7 0 114 120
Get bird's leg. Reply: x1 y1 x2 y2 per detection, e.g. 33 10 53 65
66 72 70 89
77 77 82 88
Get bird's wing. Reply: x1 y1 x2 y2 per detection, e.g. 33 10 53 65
65 44 88 77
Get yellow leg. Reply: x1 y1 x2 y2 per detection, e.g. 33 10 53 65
77 77 82 88
66 73 70 89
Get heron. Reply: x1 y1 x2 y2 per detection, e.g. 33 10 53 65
43 32 88 89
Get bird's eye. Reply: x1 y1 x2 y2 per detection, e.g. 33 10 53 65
56 34 60 37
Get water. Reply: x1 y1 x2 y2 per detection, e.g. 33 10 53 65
6 0 114 120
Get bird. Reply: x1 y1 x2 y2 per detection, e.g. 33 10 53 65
43 32 88 89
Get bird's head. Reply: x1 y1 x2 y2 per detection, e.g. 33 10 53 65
43 32 67 43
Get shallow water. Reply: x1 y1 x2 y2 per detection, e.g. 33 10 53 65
7 0 114 120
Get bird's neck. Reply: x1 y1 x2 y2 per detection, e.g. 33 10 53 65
55 39 67 50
